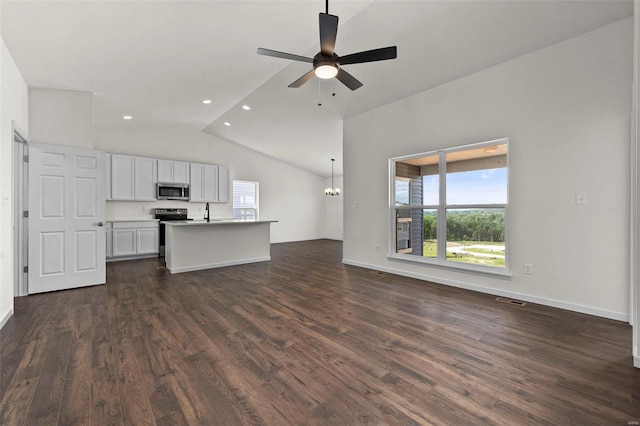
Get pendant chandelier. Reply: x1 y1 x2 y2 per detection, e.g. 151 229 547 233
325 158 341 196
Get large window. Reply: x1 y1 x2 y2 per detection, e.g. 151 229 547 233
390 139 508 274
233 180 259 220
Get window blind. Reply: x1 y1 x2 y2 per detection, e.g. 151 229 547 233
233 180 258 219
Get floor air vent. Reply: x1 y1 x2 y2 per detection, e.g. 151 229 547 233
496 296 526 307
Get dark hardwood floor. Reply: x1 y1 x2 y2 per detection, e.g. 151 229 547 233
1 239 639 425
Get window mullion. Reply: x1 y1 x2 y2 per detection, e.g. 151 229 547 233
437 151 447 263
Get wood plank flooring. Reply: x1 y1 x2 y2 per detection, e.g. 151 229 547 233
1 239 639 425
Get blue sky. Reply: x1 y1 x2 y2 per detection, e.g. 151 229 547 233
423 167 507 205
396 167 507 205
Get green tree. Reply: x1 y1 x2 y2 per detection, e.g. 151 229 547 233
423 213 437 239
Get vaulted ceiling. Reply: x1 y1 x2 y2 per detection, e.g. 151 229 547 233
1 1 632 177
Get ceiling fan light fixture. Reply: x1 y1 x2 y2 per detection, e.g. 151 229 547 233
257 1 397 91
315 64 338 79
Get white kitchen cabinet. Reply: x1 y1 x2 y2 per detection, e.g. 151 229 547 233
190 162 228 202
189 162 205 202
109 221 159 258
109 154 157 201
137 227 159 254
110 154 135 200
158 159 189 184
112 228 137 256
134 156 157 201
174 161 189 183
203 164 218 201
106 222 113 257
157 160 172 183
217 165 229 203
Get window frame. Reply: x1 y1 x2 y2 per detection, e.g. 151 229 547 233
232 180 259 220
389 138 510 278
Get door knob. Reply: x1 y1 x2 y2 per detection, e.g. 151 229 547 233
97 222 104 227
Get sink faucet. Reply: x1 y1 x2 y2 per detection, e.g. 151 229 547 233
205 202 210 222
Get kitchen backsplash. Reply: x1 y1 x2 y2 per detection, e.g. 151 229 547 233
107 200 232 220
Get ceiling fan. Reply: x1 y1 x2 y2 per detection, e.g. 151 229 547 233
257 0 397 91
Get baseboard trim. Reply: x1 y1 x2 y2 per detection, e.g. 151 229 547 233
107 253 159 262
634 355 640 369
169 257 271 274
272 237 341 244
0 308 14 329
342 259 628 322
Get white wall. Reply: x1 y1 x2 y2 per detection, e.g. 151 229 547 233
633 0 640 368
95 127 326 243
29 88 93 148
324 175 343 240
0 38 29 326
343 18 633 321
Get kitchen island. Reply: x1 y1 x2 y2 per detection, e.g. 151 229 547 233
163 219 277 274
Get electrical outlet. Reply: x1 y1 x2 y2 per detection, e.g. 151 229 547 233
355 200 359 208
523 263 533 275
375 245 380 253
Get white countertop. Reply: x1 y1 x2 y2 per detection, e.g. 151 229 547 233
162 219 277 226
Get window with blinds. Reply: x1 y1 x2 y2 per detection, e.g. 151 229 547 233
233 180 259 220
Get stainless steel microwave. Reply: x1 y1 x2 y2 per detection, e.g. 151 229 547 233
157 183 190 201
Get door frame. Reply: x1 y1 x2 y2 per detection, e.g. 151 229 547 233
12 123 28 297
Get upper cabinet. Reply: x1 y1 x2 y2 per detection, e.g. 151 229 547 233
107 154 157 201
189 162 205 202
217 165 229 203
109 154 135 200
203 164 218 201
106 153 228 203
158 159 189 184
190 163 229 202
134 156 157 201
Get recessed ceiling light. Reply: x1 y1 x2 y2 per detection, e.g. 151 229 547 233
242 105 251 111
122 115 133 120
224 122 231 126
202 99 212 104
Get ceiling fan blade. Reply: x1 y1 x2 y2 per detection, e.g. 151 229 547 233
336 68 363 91
337 46 397 65
257 48 313 63
288 69 316 88
319 13 338 56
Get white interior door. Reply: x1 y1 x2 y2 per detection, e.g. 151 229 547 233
28 143 106 294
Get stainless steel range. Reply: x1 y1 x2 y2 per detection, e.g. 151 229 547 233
154 208 190 256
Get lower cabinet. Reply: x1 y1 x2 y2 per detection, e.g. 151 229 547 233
106 222 113 257
107 221 159 259
137 227 159 254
